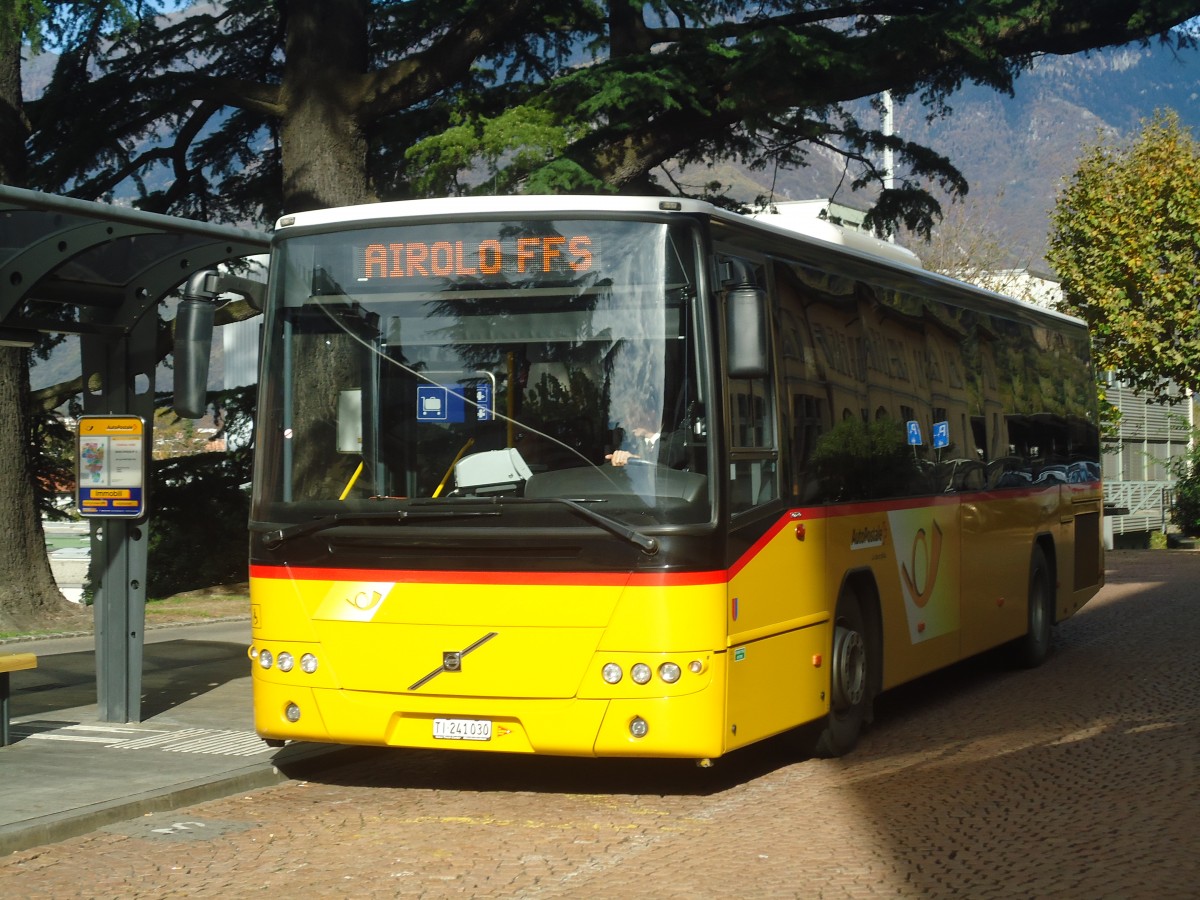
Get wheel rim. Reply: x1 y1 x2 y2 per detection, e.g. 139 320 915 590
831 625 866 711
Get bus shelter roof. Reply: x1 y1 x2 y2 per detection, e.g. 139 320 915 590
0 184 269 346
0 185 270 725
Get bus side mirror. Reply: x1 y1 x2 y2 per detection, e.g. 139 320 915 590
726 286 769 378
174 269 219 419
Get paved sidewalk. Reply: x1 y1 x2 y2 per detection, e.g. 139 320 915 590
0 620 360 856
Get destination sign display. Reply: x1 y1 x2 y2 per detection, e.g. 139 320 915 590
355 233 597 283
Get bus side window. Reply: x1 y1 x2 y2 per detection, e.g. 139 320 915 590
729 385 779 513
721 255 780 515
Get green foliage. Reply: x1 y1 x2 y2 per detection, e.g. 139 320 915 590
1096 382 1123 443
1048 110 1200 400
146 386 257 597
21 2 1198 229
405 104 591 196
31 405 75 522
148 449 250 598
0 1 50 49
1169 436 1200 538
810 418 920 502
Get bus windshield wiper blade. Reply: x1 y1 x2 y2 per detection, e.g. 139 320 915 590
255 499 655 554
497 497 659 555
255 508 500 548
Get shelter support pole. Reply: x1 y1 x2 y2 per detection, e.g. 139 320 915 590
80 313 157 723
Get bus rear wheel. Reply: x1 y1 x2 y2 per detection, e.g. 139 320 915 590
813 588 872 758
1011 544 1053 668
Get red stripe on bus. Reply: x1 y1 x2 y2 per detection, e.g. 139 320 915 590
249 484 1098 589
248 563 728 588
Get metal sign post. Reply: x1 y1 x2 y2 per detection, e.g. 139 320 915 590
80 322 156 724
76 413 150 722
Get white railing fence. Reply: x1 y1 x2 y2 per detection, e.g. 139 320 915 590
1104 480 1173 535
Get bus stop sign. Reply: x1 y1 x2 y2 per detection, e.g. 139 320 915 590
77 415 147 518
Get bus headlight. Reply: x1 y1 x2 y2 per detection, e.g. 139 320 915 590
631 663 652 685
300 653 318 674
629 716 649 738
658 662 681 683
602 662 623 684
259 649 274 670
277 652 294 673
285 703 302 723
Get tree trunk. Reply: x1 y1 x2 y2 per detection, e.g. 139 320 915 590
0 26 80 632
0 23 27 186
280 0 375 212
0 347 77 631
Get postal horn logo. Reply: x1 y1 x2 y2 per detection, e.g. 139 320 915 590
900 519 943 609
347 590 384 611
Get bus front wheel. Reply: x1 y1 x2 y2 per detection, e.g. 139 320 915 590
813 588 872 758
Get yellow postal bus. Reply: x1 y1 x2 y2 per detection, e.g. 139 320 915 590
240 196 1103 761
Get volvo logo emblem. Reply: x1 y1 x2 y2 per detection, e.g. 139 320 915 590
408 632 498 691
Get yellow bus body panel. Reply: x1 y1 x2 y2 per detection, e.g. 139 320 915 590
250 569 732 757
249 482 1102 758
724 513 832 751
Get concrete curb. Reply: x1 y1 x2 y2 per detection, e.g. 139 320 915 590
0 615 253 646
0 760 289 857
0 742 373 857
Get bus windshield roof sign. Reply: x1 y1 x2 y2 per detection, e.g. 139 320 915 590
356 233 597 284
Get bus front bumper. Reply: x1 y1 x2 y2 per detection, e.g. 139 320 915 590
252 678 728 759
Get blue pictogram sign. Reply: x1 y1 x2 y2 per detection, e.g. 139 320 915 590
474 383 493 421
417 381 493 423
932 421 950 450
906 420 923 446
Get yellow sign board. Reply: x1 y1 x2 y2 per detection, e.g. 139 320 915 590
77 415 146 518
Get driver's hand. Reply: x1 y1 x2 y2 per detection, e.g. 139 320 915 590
606 450 638 467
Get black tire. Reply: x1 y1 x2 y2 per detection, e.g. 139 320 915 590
812 587 873 758
1012 544 1053 668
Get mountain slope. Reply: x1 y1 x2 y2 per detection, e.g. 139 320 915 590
686 41 1200 269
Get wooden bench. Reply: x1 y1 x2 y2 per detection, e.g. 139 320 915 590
1 653 37 746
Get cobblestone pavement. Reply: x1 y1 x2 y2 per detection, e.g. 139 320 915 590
3 550 1197 898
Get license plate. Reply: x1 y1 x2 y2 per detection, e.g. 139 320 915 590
432 717 492 741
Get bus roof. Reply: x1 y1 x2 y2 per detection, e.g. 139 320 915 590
276 194 741 230
274 195 1083 328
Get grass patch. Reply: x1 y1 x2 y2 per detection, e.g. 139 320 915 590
44 535 90 554
0 629 62 640
144 588 250 622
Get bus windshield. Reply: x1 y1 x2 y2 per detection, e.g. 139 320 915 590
252 218 712 530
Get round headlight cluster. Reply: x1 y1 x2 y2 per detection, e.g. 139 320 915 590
601 660 697 686
252 646 318 674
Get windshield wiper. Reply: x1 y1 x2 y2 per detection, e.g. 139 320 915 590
254 508 501 549
255 498 657 555
490 497 659 555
